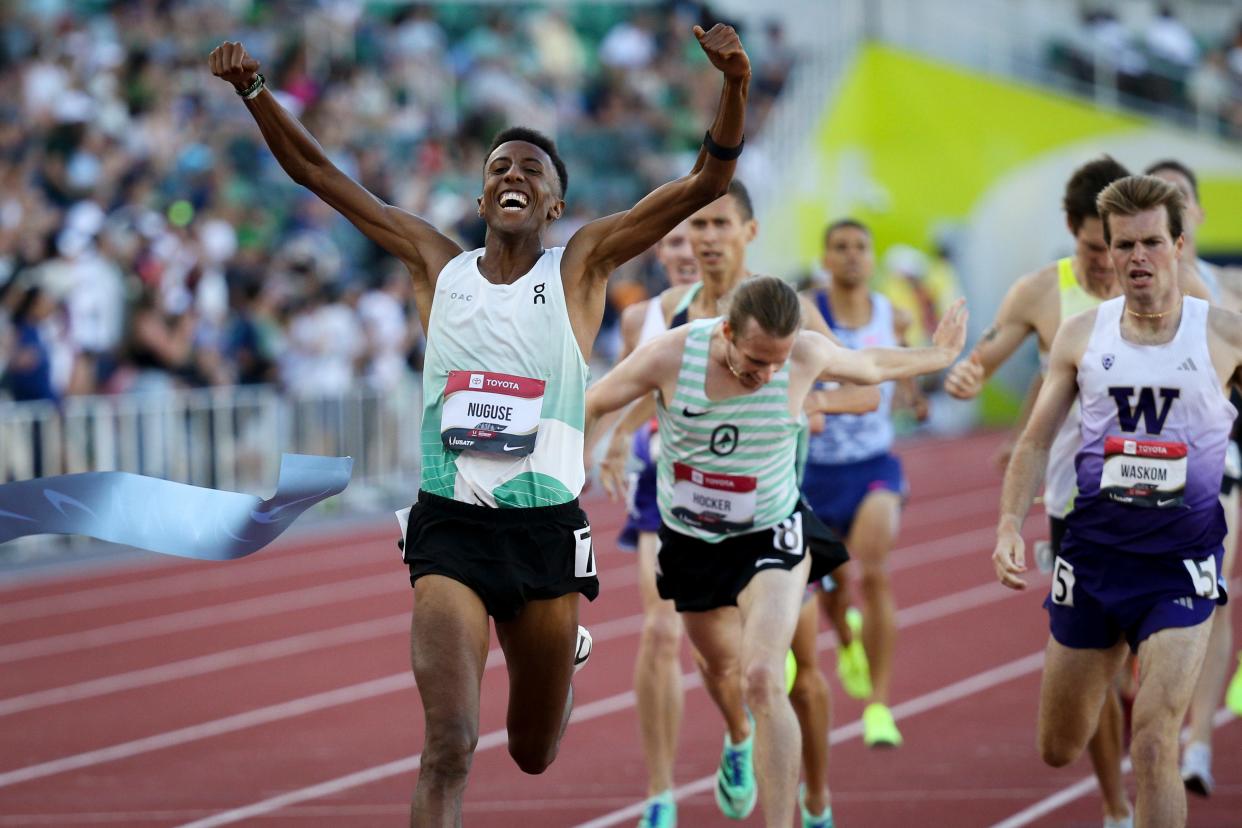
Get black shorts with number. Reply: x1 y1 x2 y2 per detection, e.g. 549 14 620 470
401 490 600 622
656 499 849 613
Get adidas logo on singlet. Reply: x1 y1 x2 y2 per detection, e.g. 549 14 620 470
1177 358 1198 372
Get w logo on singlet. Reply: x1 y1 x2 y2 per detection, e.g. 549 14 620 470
1107 387 1180 434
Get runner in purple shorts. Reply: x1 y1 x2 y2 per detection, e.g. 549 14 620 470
799 219 925 749
993 175 1242 828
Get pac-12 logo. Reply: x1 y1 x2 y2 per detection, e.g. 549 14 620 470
469 374 484 389
1108 386 1179 434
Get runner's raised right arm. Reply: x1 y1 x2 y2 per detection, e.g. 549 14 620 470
209 42 462 325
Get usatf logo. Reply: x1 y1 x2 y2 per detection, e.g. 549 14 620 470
1102 354 1115 370
469 374 484 389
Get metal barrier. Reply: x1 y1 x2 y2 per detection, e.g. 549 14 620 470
0 381 423 558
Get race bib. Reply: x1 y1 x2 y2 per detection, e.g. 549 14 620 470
1101 436 1186 508
441 371 544 456
670 462 757 534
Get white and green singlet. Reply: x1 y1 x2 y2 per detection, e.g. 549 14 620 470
656 318 803 541
419 247 589 508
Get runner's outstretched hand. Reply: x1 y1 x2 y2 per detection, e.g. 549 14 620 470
930 298 968 365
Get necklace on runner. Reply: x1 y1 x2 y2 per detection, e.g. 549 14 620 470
1124 303 1175 320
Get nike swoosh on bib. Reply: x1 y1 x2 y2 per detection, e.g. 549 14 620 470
683 407 708 417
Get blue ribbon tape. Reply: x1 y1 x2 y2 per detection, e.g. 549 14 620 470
0 454 353 560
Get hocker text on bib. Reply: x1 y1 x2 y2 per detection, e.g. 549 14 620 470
670 462 758 534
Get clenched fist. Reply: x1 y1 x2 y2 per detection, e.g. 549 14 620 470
693 24 750 81
208 41 261 93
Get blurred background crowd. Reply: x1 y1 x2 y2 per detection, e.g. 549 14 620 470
1048 3 1242 136
0 0 798 406
0 0 1239 524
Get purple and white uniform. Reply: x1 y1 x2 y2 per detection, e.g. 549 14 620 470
801 290 906 537
1050 296 1235 650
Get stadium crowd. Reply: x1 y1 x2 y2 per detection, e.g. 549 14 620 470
1049 4 1242 137
0 0 796 405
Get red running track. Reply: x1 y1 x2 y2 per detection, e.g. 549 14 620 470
0 431 1237 827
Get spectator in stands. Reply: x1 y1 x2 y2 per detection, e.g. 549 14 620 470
3 283 59 404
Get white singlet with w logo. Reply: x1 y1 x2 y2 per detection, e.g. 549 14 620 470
1069 296 1236 554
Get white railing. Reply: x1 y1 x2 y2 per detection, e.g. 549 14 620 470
0 381 423 520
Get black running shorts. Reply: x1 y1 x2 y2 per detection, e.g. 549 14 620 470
401 491 600 622
656 499 849 613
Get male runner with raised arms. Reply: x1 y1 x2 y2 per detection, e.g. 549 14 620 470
596 182 875 828
943 156 1207 828
800 218 926 748
587 276 966 828
1145 159 1242 797
993 174 1242 828
210 25 750 827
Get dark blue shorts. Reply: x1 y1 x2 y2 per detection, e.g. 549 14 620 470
618 424 660 551
1045 542 1228 652
800 453 906 536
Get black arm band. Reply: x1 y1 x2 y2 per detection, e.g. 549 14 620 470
703 130 744 161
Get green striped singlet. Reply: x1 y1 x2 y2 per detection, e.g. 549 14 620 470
656 318 802 542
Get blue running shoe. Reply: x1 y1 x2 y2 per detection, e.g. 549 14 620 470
637 790 676 828
714 715 757 819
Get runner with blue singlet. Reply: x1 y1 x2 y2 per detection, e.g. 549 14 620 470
799 218 925 749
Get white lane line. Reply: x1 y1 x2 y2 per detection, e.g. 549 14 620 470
170 576 1033 828
2 508 1029 713
988 708 1238 826
172 678 703 828
0 534 393 625
0 674 413 789
0 522 392 604
0 609 649 790
0 506 1028 720
0 615 410 717
1 476 1001 625
0 573 395 665
177 636 1044 828
570 645 1046 826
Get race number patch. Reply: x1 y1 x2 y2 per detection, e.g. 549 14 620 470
669 462 757 534
1050 556 1075 607
1183 554 1221 601
441 371 545 456
1100 436 1187 508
